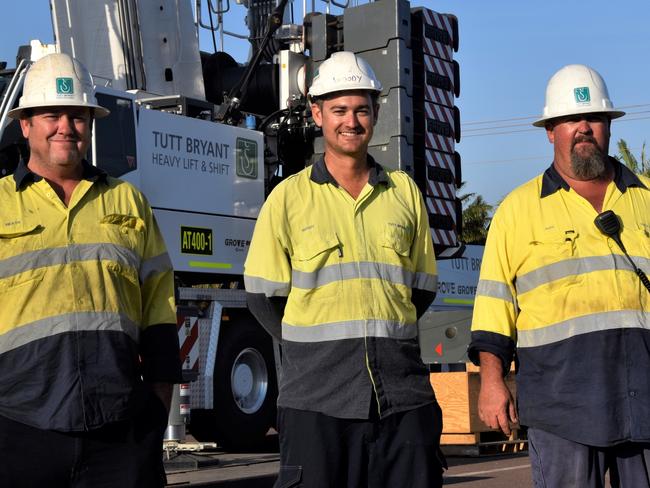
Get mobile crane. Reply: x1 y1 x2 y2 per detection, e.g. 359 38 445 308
0 0 469 450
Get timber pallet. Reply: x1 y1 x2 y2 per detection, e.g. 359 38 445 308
441 428 528 457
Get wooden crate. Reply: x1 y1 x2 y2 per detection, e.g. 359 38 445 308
430 364 517 435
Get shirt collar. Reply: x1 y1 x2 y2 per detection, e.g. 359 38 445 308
309 154 389 187
540 156 647 198
13 159 108 191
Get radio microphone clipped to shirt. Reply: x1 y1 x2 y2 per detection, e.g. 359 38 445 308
594 210 650 293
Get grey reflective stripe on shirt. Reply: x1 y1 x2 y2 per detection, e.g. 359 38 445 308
139 252 172 283
515 254 647 295
292 261 423 290
413 271 437 292
0 311 139 355
282 319 417 343
517 309 650 348
0 243 140 281
244 275 291 297
477 279 516 305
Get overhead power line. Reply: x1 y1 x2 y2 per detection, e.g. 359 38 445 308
454 104 650 167
463 113 650 138
464 146 645 166
462 103 650 127
462 114 539 127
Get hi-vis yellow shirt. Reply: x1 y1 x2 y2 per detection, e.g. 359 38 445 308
244 157 437 419
0 161 177 432
469 160 650 446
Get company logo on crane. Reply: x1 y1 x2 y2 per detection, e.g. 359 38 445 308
236 137 258 179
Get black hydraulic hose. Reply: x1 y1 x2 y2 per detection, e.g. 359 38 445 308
259 108 289 131
215 0 289 123
207 1 218 52
233 0 287 99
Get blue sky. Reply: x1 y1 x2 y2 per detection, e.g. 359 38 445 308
2 1 650 206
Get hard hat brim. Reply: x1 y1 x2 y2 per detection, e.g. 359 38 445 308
7 101 110 120
308 86 382 100
533 108 625 127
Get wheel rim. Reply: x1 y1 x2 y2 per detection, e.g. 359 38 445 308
230 347 269 414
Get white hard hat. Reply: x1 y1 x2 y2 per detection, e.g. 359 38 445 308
308 51 383 99
8 53 110 119
533 64 624 127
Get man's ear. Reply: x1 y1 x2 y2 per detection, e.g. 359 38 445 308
545 123 555 144
311 103 322 128
373 104 380 126
19 118 31 139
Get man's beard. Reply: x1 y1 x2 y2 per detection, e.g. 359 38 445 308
570 139 609 180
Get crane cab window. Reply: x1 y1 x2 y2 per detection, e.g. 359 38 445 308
92 93 137 177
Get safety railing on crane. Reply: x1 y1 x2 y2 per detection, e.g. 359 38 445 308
193 0 374 53
0 59 28 136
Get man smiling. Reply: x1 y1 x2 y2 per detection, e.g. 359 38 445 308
245 51 445 487
0 53 180 488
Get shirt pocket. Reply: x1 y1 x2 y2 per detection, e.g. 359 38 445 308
628 225 650 257
523 230 582 295
380 226 414 299
0 223 45 290
98 215 146 286
292 233 342 302
381 226 413 267
100 214 146 257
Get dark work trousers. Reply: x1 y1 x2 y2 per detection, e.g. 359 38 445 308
528 427 650 488
0 392 169 488
273 402 446 488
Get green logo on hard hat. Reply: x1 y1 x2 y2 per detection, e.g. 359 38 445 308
574 87 591 104
56 77 74 96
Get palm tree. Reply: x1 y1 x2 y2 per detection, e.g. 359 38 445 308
458 182 492 245
616 139 650 177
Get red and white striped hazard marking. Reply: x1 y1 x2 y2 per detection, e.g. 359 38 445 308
432 227 457 247
426 196 458 246
177 315 199 372
425 132 454 156
421 10 455 61
423 55 455 107
426 179 456 200
424 102 455 153
426 148 456 175
426 196 456 220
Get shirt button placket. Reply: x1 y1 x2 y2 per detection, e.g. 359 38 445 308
67 212 82 311
354 208 370 317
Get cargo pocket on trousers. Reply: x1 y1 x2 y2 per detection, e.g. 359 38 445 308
274 465 302 488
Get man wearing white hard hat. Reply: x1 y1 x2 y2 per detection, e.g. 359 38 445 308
469 64 650 486
245 51 445 487
0 53 180 487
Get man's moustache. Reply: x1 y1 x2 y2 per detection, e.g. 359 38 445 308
573 137 597 146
